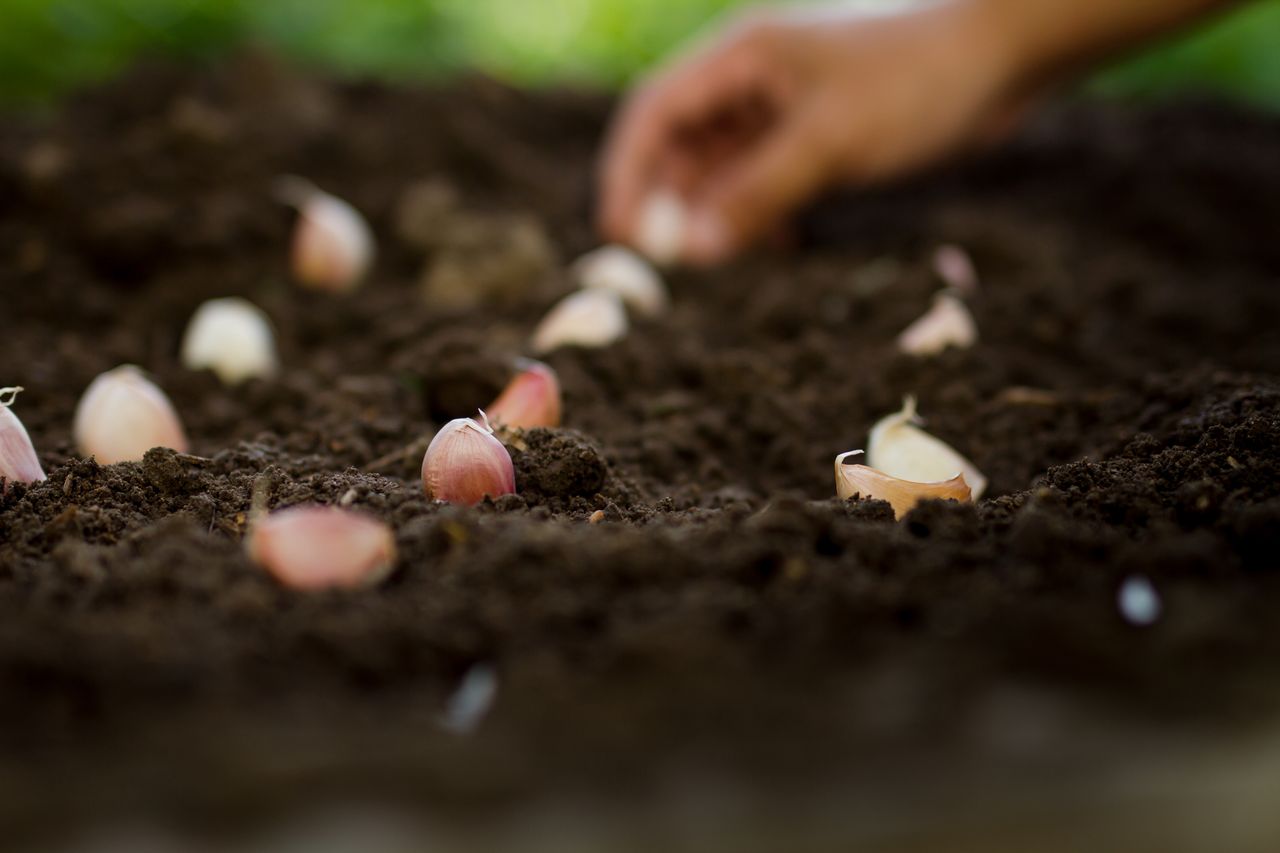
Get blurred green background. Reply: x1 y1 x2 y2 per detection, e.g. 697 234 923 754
2 0 1279 109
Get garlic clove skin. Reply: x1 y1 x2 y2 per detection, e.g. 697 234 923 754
932 244 979 295
278 177 374 293
486 359 562 429
867 396 987 499
835 450 971 519
0 387 46 486
635 189 687 266
248 505 396 591
180 297 279 385
73 366 189 465
422 412 517 506
530 289 629 355
896 292 977 357
572 245 669 318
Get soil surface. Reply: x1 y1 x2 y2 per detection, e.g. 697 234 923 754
2 58 1280 849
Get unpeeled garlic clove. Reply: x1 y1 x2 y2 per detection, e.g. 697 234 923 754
635 189 687 266
73 365 189 464
180 297 279 385
486 359 562 429
932 244 978 295
896 292 977 356
0 387 46 486
867 396 987 498
277 176 374 293
248 505 396 590
530 289 628 354
572 245 669 318
422 411 516 505
835 450 971 519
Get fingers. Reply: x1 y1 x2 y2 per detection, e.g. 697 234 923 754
597 37 762 248
683 105 832 265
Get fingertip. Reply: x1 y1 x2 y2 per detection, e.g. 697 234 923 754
683 208 735 266
595 169 634 247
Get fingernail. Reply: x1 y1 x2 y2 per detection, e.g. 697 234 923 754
685 211 731 264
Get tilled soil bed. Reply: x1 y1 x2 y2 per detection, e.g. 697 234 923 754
3 58 1280 849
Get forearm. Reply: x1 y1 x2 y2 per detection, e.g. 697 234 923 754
968 0 1246 93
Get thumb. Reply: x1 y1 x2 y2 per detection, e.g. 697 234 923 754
683 110 831 265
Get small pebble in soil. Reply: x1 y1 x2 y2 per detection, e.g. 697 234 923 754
438 663 498 735
1117 575 1162 626
421 217 556 311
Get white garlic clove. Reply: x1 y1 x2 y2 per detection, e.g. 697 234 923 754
931 244 979 294
835 450 971 519
896 292 977 357
0 387 46 486
73 365 189 465
180 297 279 385
572 245 669 318
486 359 562 429
867 396 987 499
422 411 517 505
635 189 687 266
277 176 374 293
248 505 397 590
530 289 629 354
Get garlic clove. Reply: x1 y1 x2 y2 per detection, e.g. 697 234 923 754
867 396 987 498
572 245 669 318
248 505 396 590
422 411 517 505
635 189 687 266
180 297 279 385
277 176 374 293
73 365 189 465
0 387 46 486
486 359 562 429
530 289 629 354
835 450 971 519
896 291 977 357
931 244 979 294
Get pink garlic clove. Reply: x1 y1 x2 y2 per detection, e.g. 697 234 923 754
932 244 979 295
73 366 189 465
248 505 397 590
422 412 516 506
277 176 374 293
486 360 562 430
0 387 46 487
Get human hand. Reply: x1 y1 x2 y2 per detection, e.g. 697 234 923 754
598 1 1029 265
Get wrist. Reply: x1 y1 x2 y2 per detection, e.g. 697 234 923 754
935 0 1036 106
962 0 1241 99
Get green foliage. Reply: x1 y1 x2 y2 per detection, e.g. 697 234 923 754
1090 0 1280 105
0 0 1277 109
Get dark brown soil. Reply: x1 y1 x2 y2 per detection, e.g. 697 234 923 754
3 57 1280 849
